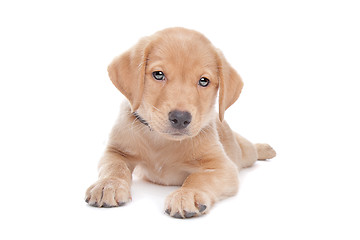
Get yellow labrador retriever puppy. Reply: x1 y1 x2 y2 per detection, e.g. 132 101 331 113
85 27 276 218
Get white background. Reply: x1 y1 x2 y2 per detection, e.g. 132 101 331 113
1 0 359 239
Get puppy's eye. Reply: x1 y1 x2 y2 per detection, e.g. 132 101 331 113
198 77 210 87
152 71 166 81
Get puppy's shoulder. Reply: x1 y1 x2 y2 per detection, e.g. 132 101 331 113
107 101 144 151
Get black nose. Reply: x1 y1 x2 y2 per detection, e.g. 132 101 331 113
168 111 192 129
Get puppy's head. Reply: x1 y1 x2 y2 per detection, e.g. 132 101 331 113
108 28 243 140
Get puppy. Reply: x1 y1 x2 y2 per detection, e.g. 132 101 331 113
85 27 276 218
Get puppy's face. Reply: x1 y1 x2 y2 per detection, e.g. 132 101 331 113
137 33 219 140
108 28 243 141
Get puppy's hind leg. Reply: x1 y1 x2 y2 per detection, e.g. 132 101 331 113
234 134 276 168
234 134 258 168
255 143 276 160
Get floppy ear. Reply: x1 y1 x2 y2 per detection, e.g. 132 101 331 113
217 50 244 122
107 37 151 112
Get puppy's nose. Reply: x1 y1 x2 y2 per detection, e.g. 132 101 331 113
168 111 192 129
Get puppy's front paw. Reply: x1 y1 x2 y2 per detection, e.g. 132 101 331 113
85 178 131 208
165 188 211 219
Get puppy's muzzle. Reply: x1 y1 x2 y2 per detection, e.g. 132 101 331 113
168 110 192 130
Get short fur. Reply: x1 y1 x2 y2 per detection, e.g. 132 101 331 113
85 27 276 218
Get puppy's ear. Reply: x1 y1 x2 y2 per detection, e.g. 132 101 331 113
217 50 244 122
107 37 151 112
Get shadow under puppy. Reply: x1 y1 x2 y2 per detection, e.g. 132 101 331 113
85 27 276 218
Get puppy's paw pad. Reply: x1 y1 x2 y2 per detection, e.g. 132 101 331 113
85 178 131 208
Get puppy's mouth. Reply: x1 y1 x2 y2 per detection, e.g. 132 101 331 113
159 128 191 139
170 133 184 136
133 111 194 140
167 131 190 138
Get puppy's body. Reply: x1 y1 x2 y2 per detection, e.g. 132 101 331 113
108 102 256 186
85 28 276 218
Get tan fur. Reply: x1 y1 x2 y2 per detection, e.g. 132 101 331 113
85 27 276 218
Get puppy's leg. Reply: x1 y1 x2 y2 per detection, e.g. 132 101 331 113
235 133 276 167
255 143 277 160
165 152 239 218
85 149 133 207
234 133 258 168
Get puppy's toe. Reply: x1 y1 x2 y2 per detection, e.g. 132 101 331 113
85 178 131 208
255 143 276 160
198 204 207 213
165 188 211 219
184 211 197 218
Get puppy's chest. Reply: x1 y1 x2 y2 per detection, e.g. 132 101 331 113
136 139 197 185
140 141 195 167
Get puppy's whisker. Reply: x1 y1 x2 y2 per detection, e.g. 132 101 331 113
143 102 162 114
151 105 161 112
137 62 144 71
